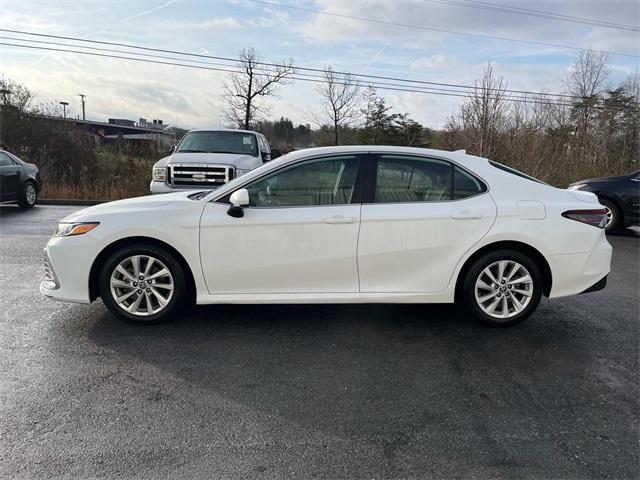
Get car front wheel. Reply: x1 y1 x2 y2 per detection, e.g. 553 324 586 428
18 182 37 208
98 245 186 324
463 250 543 327
599 198 620 233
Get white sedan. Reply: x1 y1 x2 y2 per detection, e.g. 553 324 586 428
41 146 612 327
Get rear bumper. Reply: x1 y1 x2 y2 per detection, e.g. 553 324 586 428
547 234 612 298
580 275 607 294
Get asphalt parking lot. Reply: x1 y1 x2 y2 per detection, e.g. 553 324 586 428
0 204 638 479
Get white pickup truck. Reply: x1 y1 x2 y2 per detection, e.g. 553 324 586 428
150 129 280 194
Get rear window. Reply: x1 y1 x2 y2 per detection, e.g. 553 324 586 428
489 161 547 185
453 166 487 199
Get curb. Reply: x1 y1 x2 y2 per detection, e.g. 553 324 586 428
39 199 108 206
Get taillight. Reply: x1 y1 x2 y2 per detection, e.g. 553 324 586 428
562 209 608 228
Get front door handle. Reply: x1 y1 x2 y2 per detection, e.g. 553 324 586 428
323 215 358 224
451 211 483 220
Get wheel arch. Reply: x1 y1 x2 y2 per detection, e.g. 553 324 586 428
454 240 552 300
89 236 197 303
595 192 625 217
23 178 37 188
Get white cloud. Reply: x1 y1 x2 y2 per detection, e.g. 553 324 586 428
410 54 451 70
167 17 242 30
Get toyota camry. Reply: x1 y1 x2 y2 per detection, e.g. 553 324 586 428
41 146 612 327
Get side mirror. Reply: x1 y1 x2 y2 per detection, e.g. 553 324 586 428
227 188 249 218
270 148 281 160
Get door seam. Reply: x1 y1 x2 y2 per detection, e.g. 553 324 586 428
355 203 363 293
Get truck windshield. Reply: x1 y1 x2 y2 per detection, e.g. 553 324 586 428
177 131 258 156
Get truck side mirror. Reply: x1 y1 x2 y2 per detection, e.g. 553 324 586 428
227 188 250 218
270 148 281 160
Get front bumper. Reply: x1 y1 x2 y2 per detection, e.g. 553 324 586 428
150 181 178 194
40 235 102 304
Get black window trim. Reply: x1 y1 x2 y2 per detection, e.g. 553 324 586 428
364 152 489 205
488 160 547 185
214 152 368 208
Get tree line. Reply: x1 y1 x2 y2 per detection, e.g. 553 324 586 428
439 52 639 186
223 48 638 186
0 47 637 201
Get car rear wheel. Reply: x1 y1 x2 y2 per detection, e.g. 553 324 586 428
463 250 543 327
599 198 620 233
99 245 185 324
18 182 37 208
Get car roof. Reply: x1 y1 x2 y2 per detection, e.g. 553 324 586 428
277 145 487 169
187 128 260 135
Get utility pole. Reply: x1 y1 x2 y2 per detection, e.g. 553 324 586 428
60 101 69 119
78 93 86 120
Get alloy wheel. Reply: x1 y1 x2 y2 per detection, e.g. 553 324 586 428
109 255 174 316
474 260 533 319
604 206 614 228
25 184 37 205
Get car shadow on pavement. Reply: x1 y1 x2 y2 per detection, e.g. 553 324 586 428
38 297 636 478
79 301 594 436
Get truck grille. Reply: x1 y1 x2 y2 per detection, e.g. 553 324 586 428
170 164 234 188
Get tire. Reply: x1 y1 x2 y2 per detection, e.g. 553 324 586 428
599 198 620 233
98 244 186 324
462 249 543 327
18 181 37 208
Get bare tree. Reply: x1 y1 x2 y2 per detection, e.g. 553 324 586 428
460 63 509 157
566 51 609 148
314 66 361 145
223 48 294 130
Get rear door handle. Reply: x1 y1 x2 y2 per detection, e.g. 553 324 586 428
451 211 483 220
323 215 358 224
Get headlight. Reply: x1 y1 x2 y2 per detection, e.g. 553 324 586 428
236 169 251 178
54 222 99 237
153 167 167 182
568 184 586 191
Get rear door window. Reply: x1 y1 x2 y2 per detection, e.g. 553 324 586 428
373 155 486 203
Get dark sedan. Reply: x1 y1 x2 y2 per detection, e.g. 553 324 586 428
0 149 42 208
569 171 639 232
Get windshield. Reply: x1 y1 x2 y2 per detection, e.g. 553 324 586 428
177 131 258 156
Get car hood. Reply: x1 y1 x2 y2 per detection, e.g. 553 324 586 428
61 191 199 222
570 174 627 185
155 152 259 168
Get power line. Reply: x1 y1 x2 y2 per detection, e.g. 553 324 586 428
423 0 640 32
0 28 613 101
0 41 578 107
2 40 622 109
461 0 640 31
3 34 564 101
244 0 640 59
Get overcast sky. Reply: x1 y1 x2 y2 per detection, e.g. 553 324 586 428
1 0 638 130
